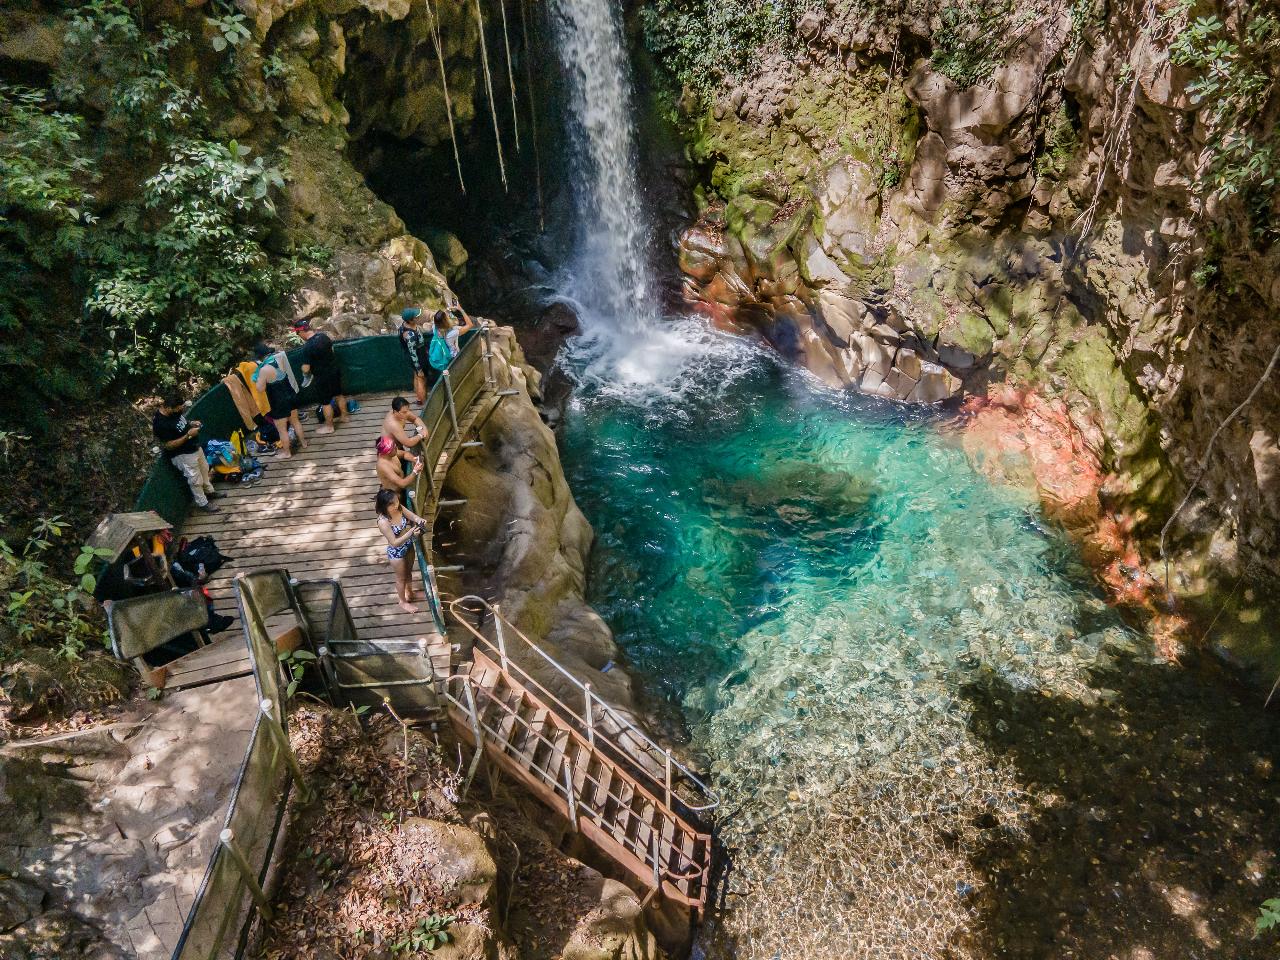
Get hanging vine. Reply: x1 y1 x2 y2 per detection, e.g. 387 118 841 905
519 0 545 230
497 0 522 152
473 0 509 191
423 0 466 193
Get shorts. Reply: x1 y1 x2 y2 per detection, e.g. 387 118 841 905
314 368 343 404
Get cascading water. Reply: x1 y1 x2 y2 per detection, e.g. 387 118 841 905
548 0 656 331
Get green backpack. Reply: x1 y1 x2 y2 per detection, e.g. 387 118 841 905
428 331 452 372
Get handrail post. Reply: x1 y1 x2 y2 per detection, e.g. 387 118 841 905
492 603 509 674
220 828 274 920
482 325 495 387
584 683 595 748
563 755 577 832
442 368 460 438
664 748 673 809
461 681 485 801
651 829 662 895
259 698 310 801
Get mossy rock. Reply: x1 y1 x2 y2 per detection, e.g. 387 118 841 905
941 311 996 356
1058 328 1160 466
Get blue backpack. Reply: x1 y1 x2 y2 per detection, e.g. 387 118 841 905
428 332 452 372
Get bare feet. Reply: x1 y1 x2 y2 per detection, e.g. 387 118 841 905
315 424 335 436
406 589 422 602
398 600 419 614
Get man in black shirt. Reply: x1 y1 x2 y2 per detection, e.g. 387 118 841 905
153 392 223 513
293 320 347 436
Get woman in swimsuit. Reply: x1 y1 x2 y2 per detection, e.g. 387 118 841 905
376 488 427 613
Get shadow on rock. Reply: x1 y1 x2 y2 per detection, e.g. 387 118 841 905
959 653 1279 958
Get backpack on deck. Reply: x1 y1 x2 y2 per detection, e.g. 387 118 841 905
428 331 452 372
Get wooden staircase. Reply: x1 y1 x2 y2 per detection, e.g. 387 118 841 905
444 647 713 911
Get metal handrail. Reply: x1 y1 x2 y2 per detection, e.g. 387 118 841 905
439 672 708 890
447 595 718 814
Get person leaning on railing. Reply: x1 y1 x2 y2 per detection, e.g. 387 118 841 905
375 435 422 492
383 396 428 452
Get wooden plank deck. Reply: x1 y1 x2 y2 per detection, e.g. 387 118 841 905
178 391 451 679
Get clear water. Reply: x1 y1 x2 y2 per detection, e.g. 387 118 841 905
557 320 1147 955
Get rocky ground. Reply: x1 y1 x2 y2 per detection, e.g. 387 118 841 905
256 704 663 960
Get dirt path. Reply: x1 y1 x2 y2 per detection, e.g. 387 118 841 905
0 676 256 958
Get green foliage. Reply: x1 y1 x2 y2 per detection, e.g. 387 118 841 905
0 0 303 433
278 646 317 698
391 914 455 954
1166 0 1280 237
262 53 293 83
1259 897 1280 933
207 12 252 52
931 0 1021 87
0 520 110 660
641 0 810 95
0 85 99 429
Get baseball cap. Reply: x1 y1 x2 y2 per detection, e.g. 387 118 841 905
291 319 311 332
401 307 422 322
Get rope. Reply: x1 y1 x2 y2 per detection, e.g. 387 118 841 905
497 0 522 152
423 0 466 193
518 0 545 231
473 0 509 192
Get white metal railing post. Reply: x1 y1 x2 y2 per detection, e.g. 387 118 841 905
664 748 673 809
563 756 577 832
651 829 662 894
442 368 460 438
584 682 595 748
482 325 495 387
461 681 485 801
492 603 509 674
220 828 274 919
259 698 309 801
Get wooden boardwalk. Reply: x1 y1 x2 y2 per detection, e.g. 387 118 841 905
179 392 451 678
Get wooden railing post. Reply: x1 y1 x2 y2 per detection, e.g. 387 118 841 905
442 368 460 438
260 698 309 801
220 828 274 920
584 682 595 748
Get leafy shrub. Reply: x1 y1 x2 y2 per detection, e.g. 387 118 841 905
1166 1 1280 238
0 0 306 435
642 0 810 95
0 518 112 661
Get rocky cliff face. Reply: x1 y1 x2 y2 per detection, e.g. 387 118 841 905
661 0 1280 649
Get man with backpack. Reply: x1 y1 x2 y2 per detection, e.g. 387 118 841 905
293 319 349 436
398 307 430 404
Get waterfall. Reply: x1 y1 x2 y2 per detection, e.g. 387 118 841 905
549 0 656 331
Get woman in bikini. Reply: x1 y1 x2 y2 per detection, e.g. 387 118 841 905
375 488 427 613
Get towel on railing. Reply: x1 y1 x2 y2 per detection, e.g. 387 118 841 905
222 373 261 430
